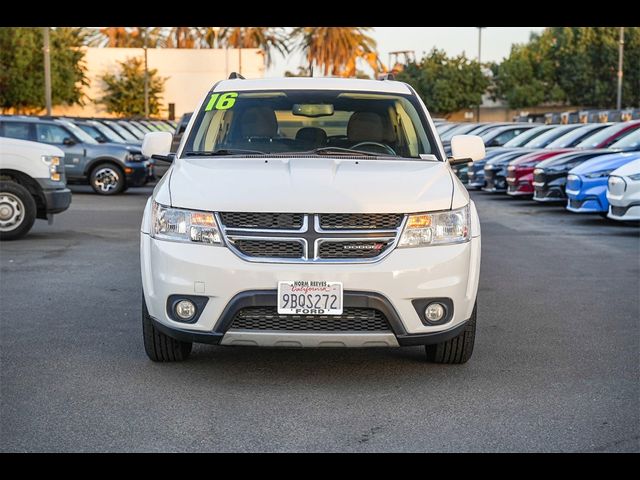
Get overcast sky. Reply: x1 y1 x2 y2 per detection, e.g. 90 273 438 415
266 27 546 76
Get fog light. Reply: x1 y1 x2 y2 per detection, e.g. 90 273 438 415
425 303 446 322
175 299 196 320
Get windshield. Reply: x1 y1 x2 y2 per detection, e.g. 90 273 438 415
440 123 480 141
575 123 635 149
502 126 552 147
59 120 98 144
610 128 640 150
91 122 125 143
524 125 581 148
183 90 437 159
545 124 609 148
103 121 138 142
117 122 145 139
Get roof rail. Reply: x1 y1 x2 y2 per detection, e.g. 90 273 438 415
228 72 245 80
377 73 395 81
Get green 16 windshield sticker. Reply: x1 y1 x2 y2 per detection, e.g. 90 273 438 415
205 92 238 111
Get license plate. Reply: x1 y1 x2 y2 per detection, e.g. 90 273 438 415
277 281 343 315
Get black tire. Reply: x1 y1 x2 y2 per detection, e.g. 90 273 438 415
142 296 192 362
89 163 125 195
425 302 476 364
0 181 37 241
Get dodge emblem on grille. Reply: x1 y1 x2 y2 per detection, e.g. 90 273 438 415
343 243 385 250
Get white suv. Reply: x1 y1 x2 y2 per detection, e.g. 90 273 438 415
140 76 484 363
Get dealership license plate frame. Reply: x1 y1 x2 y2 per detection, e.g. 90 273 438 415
277 281 343 315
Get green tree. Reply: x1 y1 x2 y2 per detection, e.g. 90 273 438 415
98 57 166 117
396 49 490 117
0 27 88 113
489 35 565 109
492 27 640 109
550 27 640 108
291 27 376 76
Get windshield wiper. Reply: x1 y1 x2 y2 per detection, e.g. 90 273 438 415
184 148 266 156
308 147 390 157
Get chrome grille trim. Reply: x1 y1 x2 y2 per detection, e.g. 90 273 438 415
217 213 407 264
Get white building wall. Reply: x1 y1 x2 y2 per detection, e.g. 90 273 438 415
53 47 265 118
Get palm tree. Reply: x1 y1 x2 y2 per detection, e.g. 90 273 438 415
165 27 198 48
85 27 167 48
217 27 290 67
291 27 377 76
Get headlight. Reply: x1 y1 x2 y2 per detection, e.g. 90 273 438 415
125 152 146 162
507 165 516 171
398 205 470 248
41 155 62 181
585 169 613 179
628 173 640 181
533 168 544 175
152 202 222 245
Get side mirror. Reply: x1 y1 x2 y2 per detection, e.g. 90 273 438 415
449 134 485 165
96 135 108 143
488 138 501 147
142 131 173 161
63 137 76 146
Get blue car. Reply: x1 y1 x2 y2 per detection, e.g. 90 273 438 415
566 151 640 214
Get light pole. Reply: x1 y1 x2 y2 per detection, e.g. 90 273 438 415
43 27 52 115
476 27 485 122
616 27 625 111
143 27 149 118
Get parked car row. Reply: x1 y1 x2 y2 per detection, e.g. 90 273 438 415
434 119 640 222
0 116 177 239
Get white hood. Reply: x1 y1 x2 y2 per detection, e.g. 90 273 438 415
168 157 454 213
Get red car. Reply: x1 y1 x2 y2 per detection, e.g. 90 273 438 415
506 121 640 196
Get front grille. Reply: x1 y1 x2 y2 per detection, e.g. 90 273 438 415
229 306 391 332
219 213 404 263
219 212 304 229
319 213 402 230
231 239 304 258
318 240 393 259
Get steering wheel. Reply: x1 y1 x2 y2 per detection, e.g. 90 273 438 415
351 142 396 155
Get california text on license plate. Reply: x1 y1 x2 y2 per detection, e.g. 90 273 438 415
277 281 343 315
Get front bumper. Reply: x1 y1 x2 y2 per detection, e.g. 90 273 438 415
507 169 534 196
607 177 640 221
42 187 72 214
482 168 507 192
608 204 640 221
124 161 152 187
533 171 567 203
466 168 485 189
566 178 608 213
141 233 481 346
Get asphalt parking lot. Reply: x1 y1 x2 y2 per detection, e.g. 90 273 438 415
1 186 638 452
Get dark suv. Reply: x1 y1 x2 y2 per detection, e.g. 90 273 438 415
0 116 152 195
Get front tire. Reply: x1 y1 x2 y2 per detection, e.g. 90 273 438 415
89 163 125 195
425 302 476 364
0 181 37 240
142 296 192 362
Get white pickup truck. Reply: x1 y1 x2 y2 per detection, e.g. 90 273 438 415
140 76 485 364
0 137 71 240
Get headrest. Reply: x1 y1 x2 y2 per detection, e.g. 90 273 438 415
347 111 395 143
240 107 278 138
